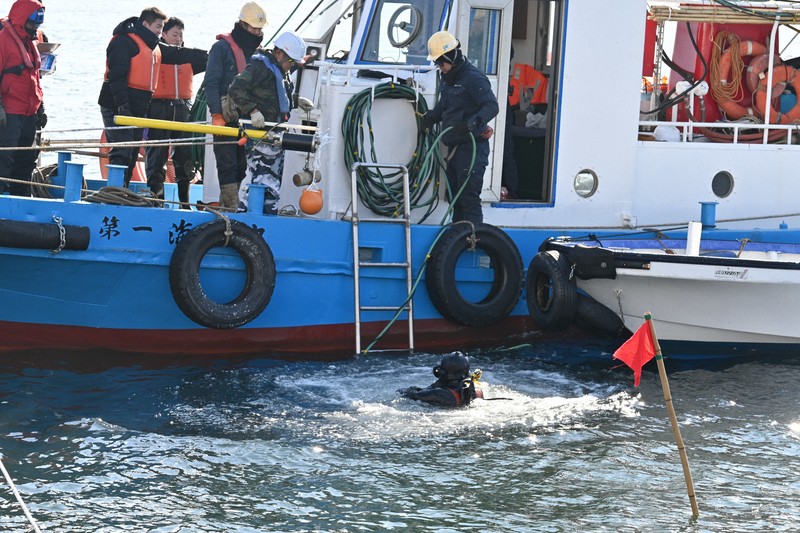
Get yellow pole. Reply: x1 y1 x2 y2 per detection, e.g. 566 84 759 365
645 312 700 518
114 115 266 139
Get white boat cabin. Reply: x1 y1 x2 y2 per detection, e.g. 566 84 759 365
279 0 800 231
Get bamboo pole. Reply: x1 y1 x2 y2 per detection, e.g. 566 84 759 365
645 312 700 518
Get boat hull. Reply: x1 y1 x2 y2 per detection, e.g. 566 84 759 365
0 195 572 358
568 243 800 355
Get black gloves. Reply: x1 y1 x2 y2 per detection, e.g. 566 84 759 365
117 103 131 117
36 104 47 129
421 113 436 132
451 122 469 136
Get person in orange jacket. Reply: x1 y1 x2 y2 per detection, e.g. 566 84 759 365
98 7 207 188
0 0 44 196
145 16 205 208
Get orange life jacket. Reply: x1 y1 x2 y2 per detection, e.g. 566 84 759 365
104 32 162 92
153 63 193 99
217 33 247 73
508 63 548 107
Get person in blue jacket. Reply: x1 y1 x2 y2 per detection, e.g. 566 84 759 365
399 352 484 408
422 30 499 224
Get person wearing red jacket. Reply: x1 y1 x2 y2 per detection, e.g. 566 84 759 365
0 0 44 197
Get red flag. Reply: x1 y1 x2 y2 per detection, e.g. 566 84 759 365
613 323 656 386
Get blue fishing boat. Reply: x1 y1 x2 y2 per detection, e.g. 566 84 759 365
5 0 800 358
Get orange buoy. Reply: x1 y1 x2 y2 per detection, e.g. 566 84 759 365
754 65 800 124
299 188 323 215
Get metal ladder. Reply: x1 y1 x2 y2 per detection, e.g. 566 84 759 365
350 162 414 353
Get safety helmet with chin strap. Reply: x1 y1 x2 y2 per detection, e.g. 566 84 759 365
426 30 459 62
273 31 307 64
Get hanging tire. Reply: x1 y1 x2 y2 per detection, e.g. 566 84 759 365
169 219 276 328
574 293 626 337
426 223 523 327
525 250 577 331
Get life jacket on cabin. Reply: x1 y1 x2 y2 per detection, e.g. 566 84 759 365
153 63 193 100
104 32 162 92
508 63 547 108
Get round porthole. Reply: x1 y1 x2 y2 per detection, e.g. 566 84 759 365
712 170 734 198
574 169 598 197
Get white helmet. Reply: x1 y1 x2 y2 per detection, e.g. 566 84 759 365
239 2 268 29
273 31 307 63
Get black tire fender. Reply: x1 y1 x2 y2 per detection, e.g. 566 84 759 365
575 293 627 337
426 223 524 327
525 250 577 331
169 219 276 328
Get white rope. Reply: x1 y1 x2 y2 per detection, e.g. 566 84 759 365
0 455 42 532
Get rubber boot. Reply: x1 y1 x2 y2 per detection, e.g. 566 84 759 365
177 181 190 210
219 182 240 212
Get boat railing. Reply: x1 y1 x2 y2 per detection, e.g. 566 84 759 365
638 119 800 145
315 62 436 87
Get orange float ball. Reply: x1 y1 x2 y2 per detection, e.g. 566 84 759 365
299 188 323 215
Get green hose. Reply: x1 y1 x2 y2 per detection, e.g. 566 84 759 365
189 82 208 175
342 82 444 222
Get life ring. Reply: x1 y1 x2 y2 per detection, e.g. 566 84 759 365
169 219 276 328
745 53 783 93
715 40 767 119
754 65 800 124
425 223 523 327
525 250 577 331
99 130 146 182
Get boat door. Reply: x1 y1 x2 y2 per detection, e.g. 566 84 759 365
453 0 514 202
463 0 563 203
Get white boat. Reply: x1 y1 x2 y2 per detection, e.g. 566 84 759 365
534 228 800 356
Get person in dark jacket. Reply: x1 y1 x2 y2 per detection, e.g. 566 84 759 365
98 7 207 188
0 0 45 196
422 31 499 224
145 16 205 207
205 2 267 210
398 353 484 408
228 30 306 214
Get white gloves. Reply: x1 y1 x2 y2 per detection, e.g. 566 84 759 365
297 97 314 112
250 110 265 129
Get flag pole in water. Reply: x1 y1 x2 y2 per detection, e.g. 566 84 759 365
613 312 700 518
645 312 700 518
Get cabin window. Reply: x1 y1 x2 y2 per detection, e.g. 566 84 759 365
360 0 448 65
467 8 501 75
574 169 598 198
712 171 734 198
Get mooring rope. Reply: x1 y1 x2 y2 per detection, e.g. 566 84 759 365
0 455 42 533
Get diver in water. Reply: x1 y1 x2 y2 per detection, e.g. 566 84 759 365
399 352 484 408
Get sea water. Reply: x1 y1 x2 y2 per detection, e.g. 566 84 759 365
0 345 799 531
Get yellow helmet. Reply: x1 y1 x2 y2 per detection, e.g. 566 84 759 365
239 2 268 29
427 31 459 61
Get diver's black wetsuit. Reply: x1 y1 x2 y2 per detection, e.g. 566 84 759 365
398 353 483 408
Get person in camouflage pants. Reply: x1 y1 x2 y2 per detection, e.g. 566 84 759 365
240 140 283 213
228 31 307 213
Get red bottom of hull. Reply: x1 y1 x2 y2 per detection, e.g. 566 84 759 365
0 316 570 361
